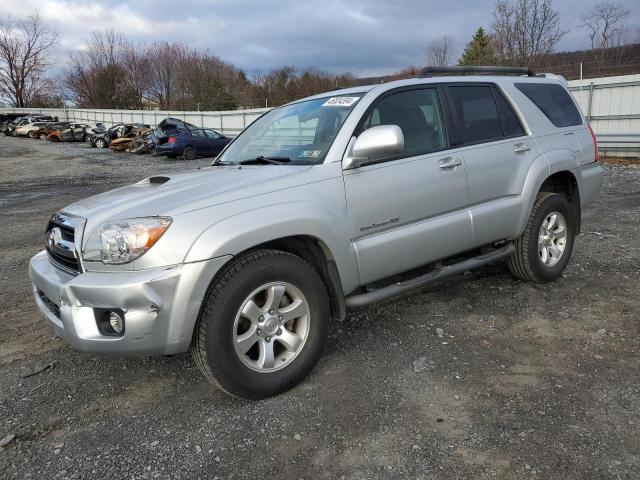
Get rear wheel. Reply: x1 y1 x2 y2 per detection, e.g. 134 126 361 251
182 146 195 160
508 192 577 283
28 131 36 138
191 250 330 399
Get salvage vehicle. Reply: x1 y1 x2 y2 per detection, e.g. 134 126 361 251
29 66 603 400
4 115 57 136
84 123 106 141
89 123 150 148
31 122 71 140
15 122 49 137
109 127 152 152
155 128 232 159
47 123 92 142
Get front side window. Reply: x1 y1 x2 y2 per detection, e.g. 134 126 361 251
205 129 221 139
361 88 448 158
448 86 505 145
515 82 582 128
216 93 364 165
191 129 206 138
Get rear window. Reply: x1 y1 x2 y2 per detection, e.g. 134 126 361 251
515 83 582 128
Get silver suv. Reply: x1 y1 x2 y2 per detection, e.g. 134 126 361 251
29 66 603 399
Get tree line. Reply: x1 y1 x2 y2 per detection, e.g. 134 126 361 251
0 0 637 110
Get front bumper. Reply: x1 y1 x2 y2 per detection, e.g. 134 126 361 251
28 251 231 355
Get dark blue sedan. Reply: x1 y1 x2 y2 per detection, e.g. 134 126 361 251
155 128 232 159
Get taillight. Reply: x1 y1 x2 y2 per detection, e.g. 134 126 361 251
168 136 176 144
588 125 599 162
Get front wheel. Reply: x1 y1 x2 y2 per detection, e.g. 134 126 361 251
508 192 577 283
191 250 330 399
94 138 107 148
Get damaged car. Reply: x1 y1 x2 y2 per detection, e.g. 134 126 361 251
31 122 71 140
89 123 150 149
47 123 92 142
155 128 232 159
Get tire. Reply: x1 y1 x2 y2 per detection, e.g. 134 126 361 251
28 131 36 139
182 146 195 160
94 138 107 149
39 133 47 140
191 249 330 399
508 192 577 283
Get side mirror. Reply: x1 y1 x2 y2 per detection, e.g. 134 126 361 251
343 125 404 169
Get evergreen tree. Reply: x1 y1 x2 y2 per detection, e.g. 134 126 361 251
459 28 497 66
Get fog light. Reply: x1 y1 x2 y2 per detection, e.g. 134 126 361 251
109 311 124 334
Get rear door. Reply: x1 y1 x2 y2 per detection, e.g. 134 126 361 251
190 129 208 154
343 86 472 285
443 83 539 246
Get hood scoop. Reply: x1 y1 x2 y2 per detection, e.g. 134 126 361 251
138 176 171 186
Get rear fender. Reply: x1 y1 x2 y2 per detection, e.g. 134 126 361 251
514 148 580 236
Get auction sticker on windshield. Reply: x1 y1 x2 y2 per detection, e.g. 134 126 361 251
322 96 360 107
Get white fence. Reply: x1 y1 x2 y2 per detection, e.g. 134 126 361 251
568 74 640 158
0 107 270 137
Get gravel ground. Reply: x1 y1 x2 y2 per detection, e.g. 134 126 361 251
0 135 639 480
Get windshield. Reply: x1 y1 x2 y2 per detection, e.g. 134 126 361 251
215 93 364 165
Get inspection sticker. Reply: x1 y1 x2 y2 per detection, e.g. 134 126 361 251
299 150 322 158
322 96 360 107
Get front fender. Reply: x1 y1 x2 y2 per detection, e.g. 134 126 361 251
184 201 360 294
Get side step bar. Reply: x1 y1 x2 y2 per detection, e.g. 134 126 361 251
344 243 515 308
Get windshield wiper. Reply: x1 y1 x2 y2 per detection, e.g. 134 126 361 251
238 156 292 165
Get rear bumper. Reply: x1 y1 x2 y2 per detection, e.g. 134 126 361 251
155 144 180 155
29 250 231 355
577 162 604 207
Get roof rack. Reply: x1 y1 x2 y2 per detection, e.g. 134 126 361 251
419 65 537 77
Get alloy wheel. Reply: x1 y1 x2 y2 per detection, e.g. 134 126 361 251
538 211 567 267
232 282 310 373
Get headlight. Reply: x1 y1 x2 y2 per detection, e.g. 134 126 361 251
83 217 172 264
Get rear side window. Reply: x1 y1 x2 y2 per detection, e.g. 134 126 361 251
515 83 582 128
494 91 525 137
447 86 505 144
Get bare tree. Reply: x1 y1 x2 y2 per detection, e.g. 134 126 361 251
147 41 190 109
580 2 631 66
491 0 566 67
65 30 141 108
426 36 454 66
0 15 57 107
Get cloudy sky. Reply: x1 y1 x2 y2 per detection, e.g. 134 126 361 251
5 0 640 77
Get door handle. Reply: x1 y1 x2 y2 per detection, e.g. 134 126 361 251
438 156 462 169
514 142 531 153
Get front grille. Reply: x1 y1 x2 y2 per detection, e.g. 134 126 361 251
37 290 60 318
45 213 84 275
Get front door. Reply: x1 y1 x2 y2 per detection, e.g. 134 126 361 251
343 87 472 285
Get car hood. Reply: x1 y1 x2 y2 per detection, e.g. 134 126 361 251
63 165 317 228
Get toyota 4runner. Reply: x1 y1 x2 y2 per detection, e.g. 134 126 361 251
29 66 604 399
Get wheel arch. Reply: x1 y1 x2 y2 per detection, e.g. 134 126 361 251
515 151 582 236
199 234 347 323
538 170 581 234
